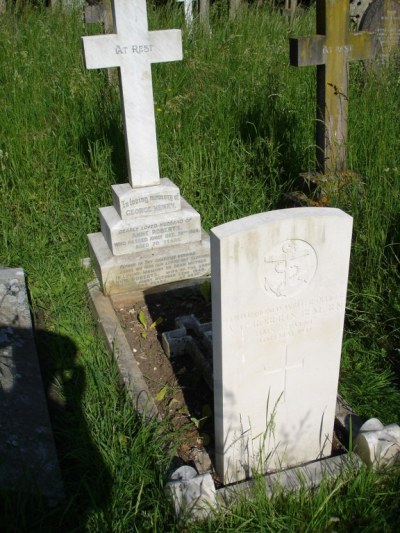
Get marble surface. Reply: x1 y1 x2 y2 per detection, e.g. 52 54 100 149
88 230 210 294
82 0 182 187
211 207 353 483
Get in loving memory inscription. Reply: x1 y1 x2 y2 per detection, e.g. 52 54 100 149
82 0 182 187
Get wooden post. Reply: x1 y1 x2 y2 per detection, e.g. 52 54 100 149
290 0 375 174
199 0 210 33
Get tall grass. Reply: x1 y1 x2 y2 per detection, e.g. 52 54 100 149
0 3 399 530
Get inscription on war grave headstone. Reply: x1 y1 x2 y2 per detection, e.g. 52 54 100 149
83 0 210 295
211 208 353 483
290 0 375 174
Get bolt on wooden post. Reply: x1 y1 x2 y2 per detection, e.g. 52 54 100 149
290 0 375 174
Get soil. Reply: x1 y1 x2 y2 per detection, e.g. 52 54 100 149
112 281 217 475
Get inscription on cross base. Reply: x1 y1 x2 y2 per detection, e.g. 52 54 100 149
290 0 374 174
82 0 182 188
263 346 304 403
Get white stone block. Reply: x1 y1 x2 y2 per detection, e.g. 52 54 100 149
355 418 400 468
165 472 217 521
100 198 202 256
211 207 353 483
112 178 181 220
88 230 210 295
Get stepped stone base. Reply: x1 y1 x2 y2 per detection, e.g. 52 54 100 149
100 198 202 256
88 230 210 295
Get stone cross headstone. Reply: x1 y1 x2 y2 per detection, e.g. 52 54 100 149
82 0 182 188
211 207 353 483
290 0 375 174
83 0 210 295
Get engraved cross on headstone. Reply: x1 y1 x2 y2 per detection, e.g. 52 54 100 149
264 346 304 402
82 0 183 188
290 0 374 174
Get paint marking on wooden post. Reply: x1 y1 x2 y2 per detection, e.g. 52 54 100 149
290 0 375 174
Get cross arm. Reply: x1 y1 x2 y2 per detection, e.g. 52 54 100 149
82 34 119 69
290 35 326 67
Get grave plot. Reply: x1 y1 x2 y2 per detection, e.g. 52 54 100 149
83 0 400 521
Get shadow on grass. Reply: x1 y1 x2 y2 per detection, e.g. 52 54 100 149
0 325 112 532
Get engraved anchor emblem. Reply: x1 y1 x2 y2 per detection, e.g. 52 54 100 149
264 240 317 298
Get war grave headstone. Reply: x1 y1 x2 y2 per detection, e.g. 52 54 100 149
0 268 64 503
290 0 375 199
211 208 353 483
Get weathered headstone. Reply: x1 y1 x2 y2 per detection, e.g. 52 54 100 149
211 207 353 483
290 0 375 174
85 1 113 31
0 268 64 502
83 0 210 294
359 0 400 64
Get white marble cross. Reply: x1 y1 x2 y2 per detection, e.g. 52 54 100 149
263 346 304 402
82 0 183 188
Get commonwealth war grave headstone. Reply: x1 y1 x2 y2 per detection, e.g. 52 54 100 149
290 0 375 174
211 208 353 483
82 0 210 295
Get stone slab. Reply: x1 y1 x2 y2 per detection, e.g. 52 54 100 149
112 178 181 220
100 198 202 256
88 230 210 295
0 268 64 502
211 207 353 483
217 453 361 506
165 471 217 521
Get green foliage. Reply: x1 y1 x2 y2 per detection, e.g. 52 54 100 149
0 3 399 531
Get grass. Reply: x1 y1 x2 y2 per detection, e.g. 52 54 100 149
0 2 399 531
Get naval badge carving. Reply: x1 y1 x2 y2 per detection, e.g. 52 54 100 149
264 239 317 298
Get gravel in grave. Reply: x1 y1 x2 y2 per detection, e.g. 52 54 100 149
113 284 216 473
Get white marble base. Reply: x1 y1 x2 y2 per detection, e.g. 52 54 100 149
354 418 400 468
112 178 181 220
100 198 202 256
88 230 210 295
